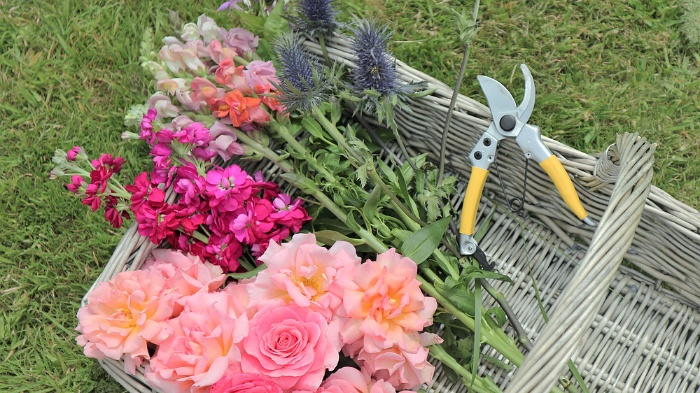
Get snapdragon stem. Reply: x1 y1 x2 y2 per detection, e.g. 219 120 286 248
268 121 338 183
429 345 500 393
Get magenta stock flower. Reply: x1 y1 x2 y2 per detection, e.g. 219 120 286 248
205 165 252 212
66 146 85 161
65 174 85 194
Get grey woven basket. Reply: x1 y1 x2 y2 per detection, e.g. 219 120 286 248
84 35 700 392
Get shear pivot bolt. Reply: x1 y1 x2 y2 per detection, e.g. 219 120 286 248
499 115 516 131
474 151 482 160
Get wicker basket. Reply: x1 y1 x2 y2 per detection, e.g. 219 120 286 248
84 35 700 393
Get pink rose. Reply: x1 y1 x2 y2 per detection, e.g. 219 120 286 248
356 334 436 391
241 304 341 391
319 367 396 393
337 249 438 352
145 249 226 315
249 233 361 321
76 269 173 374
209 371 283 393
146 292 249 393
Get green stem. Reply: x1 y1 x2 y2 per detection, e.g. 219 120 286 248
318 34 332 68
231 128 295 174
312 107 365 164
437 0 480 185
418 275 524 366
429 345 502 393
268 121 338 182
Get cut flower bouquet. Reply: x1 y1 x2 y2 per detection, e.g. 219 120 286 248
51 1 537 392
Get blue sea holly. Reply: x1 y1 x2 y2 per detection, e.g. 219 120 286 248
346 19 431 130
289 0 339 37
273 33 333 113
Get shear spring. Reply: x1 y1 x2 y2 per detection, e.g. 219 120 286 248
493 152 530 216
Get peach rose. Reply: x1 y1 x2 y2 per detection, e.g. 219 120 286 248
356 334 436 391
146 291 249 393
145 249 226 315
240 304 341 392
209 371 283 393
337 249 437 352
249 233 360 321
319 367 397 393
76 269 173 374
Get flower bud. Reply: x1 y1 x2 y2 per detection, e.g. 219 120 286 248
180 22 200 42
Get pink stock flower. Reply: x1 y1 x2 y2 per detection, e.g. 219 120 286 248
205 165 252 212
65 174 86 194
240 304 341 391
244 60 279 93
146 294 249 393
76 269 173 374
209 372 283 393
337 249 438 353
230 197 275 244
66 146 85 161
271 194 311 232
104 195 129 228
249 233 361 320
205 233 244 272
319 367 397 393
145 249 226 315
140 109 158 144
221 27 258 57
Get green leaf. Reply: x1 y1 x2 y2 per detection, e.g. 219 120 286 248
301 116 326 139
314 230 367 246
461 266 514 284
330 102 342 125
262 0 290 40
435 277 475 316
401 216 451 264
376 159 397 184
228 263 267 280
362 185 382 223
231 11 266 35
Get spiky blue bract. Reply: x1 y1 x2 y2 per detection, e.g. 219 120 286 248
350 19 400 95
273 33 332 113
289 0 339 37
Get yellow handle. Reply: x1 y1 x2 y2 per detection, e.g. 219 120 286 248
459 167 489 236
539 155 588 220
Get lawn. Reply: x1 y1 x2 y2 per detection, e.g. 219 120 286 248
1 0 698 391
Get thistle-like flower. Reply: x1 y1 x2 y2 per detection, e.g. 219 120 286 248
350 19 400 95
289 0 339 37
273 33 333 113
347 19 431 130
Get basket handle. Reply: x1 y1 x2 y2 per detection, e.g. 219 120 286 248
505 133 656 392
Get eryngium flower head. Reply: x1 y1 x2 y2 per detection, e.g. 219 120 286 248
350 19 399 95
273 33 332 113
289 0 339 37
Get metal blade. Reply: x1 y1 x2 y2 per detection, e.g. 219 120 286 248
474 246 495 271
477 75 517 120
517 64 536 123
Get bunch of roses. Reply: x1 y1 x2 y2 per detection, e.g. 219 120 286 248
76 233 440 393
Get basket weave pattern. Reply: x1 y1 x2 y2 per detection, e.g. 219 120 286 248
85 36 700 392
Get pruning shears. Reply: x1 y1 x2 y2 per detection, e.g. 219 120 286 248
459 64 596 269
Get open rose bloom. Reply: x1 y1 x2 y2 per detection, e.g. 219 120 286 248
77 237 438 392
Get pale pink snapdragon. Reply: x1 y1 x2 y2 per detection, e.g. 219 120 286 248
209 121 245 161
244 60 279 93
180 22 201 42
156 77 187 95
197 14 222 44
215 58 251 92
221 27 258 57
147 93 180 119
208 39 238 64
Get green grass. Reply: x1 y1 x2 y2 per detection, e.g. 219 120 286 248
0 0 698 391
